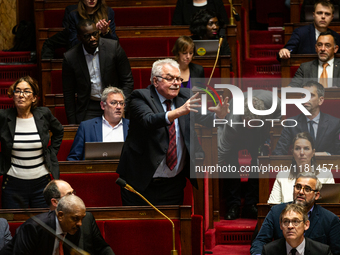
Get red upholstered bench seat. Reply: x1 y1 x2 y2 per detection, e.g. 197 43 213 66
59 172 122 207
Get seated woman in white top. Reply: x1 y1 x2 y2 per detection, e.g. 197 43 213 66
268 132 334 204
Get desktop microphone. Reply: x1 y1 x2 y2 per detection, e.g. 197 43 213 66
232 8 241 21
207 28 226 86
116 178 178 255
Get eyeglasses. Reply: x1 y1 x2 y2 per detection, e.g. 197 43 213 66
156 75 184 84
282 219 303 227
82 31 99 40
107 101 125 107
14 90 33 97
294 184 318 194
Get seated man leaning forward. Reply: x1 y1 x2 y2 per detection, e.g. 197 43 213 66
67 86 129 160
0 195 86 255
43 180 115 255
251 172 340 255
262 203 332 255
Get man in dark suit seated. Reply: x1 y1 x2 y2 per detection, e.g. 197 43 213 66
0 195 88 255
43 180 115 255
273 81 340 155
262 203 332 255
278 0 340 59
289 31 340 88
117 58 229 206
67 86 129 160
62 19 133 124
251 172 340 255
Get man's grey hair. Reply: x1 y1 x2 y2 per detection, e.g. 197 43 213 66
150 58 180 84
302 81 325 98
244 97 266 120
296 172 322 191
56 195 85 214
101 86 125 102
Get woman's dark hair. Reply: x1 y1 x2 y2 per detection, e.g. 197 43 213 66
189 9 225 38
289 132 318 179
8 76 39 109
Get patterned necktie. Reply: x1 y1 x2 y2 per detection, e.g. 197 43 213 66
164 100 177 170
309 120 316 142
290 248 297 255
320 62 329 87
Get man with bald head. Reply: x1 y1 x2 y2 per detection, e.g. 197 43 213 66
0 195 86 255
43 179 115 254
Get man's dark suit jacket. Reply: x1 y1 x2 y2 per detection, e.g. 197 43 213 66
289 58 340 87
0 107 63 179
250 203 340 255
272 112 340 155
67 117 129 160
0 211 114 255
62 38 134 124
262 237 332 255
117 85 214 192
283 23 340 54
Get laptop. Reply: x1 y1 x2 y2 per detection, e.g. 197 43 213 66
317 183 340 203
84 142 124 160
193 40 219 56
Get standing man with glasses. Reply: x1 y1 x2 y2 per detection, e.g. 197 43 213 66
262 204 332 255
117 58 230 206
251 172 340 255
62 19 133 124
67 87 129 160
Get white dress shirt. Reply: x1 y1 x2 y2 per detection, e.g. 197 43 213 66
102 116 124 142
318 58 334 87
82 45 103 100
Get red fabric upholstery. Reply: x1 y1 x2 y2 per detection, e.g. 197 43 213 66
51 70 63 94
56 140 74 161
290 66 299 77
8 222 22 236
131 69 141 90
115 7 174 26
0 64 37 81
59 173 122 207
119 38 177 57
104 219 181 255
96 221 105 237
43 10 65 28
55 106 68 125
183 179 194 208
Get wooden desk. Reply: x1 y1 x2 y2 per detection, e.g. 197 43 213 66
0 205 192 255
59 160 119 173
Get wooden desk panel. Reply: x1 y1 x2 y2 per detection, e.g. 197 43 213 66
59 160 119 173
0 205 192 255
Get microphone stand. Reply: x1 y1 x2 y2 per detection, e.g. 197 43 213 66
116 178 178 255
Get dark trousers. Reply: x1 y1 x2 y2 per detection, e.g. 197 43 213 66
84 99 104 121
121 171 187 206
2 174 50 209
223 148 259 208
